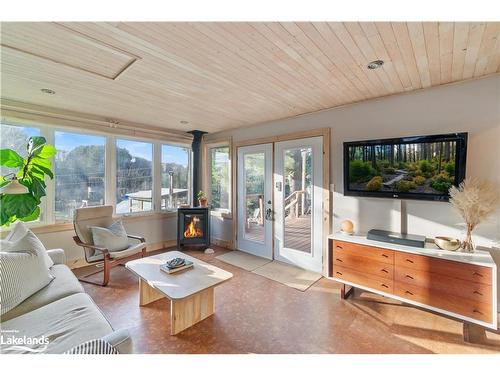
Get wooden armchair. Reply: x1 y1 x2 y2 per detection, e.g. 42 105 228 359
73 205 147 286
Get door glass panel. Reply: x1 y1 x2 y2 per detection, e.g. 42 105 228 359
283 147 312 253
244 152 265 243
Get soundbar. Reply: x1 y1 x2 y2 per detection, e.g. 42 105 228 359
366 229 426 248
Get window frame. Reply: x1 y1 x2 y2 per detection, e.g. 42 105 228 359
160 143 193 212
204 138 232 218
115 136 155 216
53 128 107 222
0 119 193 231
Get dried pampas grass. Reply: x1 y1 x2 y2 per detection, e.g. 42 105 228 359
449 178 500 251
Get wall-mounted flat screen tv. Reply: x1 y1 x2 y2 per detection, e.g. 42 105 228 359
344 133 468 201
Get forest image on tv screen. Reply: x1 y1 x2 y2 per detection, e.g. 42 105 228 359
348 140 457 195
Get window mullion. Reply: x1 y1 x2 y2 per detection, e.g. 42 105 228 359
153 142 162 212
106 135 117 214
42 125 55 224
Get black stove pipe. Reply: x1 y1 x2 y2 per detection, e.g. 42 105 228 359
188 130 207 206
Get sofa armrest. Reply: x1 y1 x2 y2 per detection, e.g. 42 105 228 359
100 329 132 354
47 248 66 265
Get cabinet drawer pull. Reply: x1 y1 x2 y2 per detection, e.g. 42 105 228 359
336 271 343 276
405 274 414 280
381 254 389 258
336 245 343 249
405 290 414 295
473 291 483 296
381 284 389 288
405 259 414 264
472 272 483 277
473 309 483 315
335 258 343 262
381 269 389 273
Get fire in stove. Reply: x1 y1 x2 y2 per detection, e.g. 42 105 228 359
184 216 203 238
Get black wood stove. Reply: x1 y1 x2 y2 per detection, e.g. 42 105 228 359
177 207 210 249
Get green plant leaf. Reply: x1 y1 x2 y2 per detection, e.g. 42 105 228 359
2 193 38 218
30 163 54 179
19 206 40 222
0 176 8 188
28 136 47 155
0 197 11 226
32 156 52 169
0 149 24 168
30 177 46 198
28 165 45 181
35 144 57 159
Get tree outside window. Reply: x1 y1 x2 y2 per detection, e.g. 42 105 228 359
209 146 230 210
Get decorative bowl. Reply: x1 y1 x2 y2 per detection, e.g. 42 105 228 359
340 220 354 235
434 236 461 251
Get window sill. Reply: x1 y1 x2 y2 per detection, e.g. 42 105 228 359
11 212 178 235
116 211 177 222
210 210 232 219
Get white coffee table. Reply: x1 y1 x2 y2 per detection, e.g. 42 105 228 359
125 251 233 335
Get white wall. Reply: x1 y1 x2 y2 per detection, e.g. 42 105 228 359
207 75 500 301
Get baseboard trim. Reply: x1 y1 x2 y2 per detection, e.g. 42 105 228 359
210 237 234 250
67 239 177 269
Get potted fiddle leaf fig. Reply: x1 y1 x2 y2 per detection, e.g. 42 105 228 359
0 136 56 227
197 190 207 207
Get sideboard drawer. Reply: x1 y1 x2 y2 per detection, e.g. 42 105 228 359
394 281 492 323
395 252 492 285
333 250 393 280
395 265 492 304
333 265 393 294
333 240 394 265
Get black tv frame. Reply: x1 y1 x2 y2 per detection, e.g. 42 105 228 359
343 132 468 202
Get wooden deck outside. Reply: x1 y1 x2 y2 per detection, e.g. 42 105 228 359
244 215 311 253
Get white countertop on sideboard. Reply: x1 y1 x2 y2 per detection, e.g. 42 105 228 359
328 232 496 268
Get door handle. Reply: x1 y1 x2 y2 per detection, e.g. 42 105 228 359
265 208 273 221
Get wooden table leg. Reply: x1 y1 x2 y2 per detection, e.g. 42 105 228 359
341 283 354 300
463 322 487 344
170 287 215 335
139 279 165 306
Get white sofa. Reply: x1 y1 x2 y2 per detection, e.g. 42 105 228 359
0 249 131 354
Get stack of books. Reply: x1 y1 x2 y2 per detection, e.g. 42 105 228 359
160 257 194 274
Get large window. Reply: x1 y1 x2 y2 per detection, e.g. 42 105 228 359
1 123 42 223
54 131 106 221
116 139 153 214
209 146 230 211
1 120 192 228
161 145 190 210
0 123 41 177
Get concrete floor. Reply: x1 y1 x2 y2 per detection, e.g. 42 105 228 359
74 246 500 354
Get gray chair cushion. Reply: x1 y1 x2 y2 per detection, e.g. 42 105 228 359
90 220 129 252
73 205 114 261
1 264 84 322
73 205 114 245
1 293 113 354
109 242 146 260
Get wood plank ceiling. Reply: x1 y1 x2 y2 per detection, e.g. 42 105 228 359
1 22 499 133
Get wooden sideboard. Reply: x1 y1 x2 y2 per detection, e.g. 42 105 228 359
328 233 497 331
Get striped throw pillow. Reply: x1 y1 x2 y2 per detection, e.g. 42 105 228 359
0 249 54 315
64 339 119 354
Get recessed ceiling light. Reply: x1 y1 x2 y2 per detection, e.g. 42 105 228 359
367 60 384 70
41 88 56 95
180 120 189 125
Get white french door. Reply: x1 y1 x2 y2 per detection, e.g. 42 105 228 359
237 143 273 259
274 137 323 273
